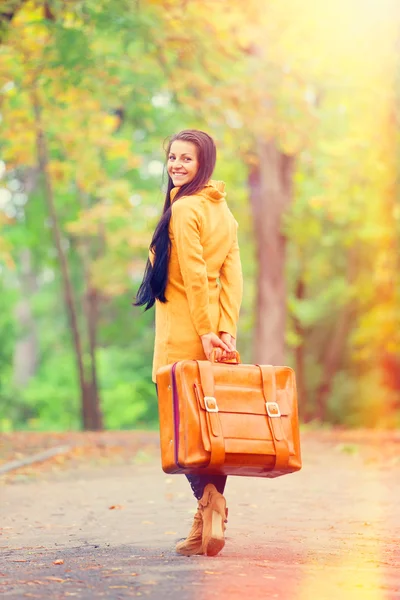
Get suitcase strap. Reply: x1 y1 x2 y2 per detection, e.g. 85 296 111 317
196 361 226 468
257 365 290 470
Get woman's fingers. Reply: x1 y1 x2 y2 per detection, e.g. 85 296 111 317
211 332 230 350
212 347 223 361
218 339 230 351
200 332 231 360
220 332 235 351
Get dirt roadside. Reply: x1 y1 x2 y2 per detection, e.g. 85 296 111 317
0 431 399 600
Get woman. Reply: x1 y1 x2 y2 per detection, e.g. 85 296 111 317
135 129 243 556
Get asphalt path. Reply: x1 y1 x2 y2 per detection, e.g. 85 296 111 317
1 432 399 599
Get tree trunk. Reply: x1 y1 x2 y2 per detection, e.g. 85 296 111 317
77 188 103 430
293 276 308 421
248 138 295 364
86 287 101 428
31 87 102 431
313 251 357 421
313 312 351 422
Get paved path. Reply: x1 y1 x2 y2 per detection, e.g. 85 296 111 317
1 433 399 599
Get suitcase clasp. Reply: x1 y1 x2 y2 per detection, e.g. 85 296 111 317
204 396 219 413
266 401 281 418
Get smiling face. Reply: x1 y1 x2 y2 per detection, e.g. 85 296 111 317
167 140 199 188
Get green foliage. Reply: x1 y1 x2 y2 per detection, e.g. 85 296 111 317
98 347 157 430
0 343 158 431
1 351 80 431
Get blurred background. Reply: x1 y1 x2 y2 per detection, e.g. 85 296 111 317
0 0 399 433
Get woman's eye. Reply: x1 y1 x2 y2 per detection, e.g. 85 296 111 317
169 156 175 160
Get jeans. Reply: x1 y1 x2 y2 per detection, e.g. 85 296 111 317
186 472 227 500
155 384 227 500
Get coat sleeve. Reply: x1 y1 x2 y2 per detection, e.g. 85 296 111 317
171 200 212 337
218 223 243 338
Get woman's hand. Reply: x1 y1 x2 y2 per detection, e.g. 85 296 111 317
200 332 230 360
220 332 236 352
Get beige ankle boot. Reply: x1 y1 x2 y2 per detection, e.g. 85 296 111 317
175 508 204 556
199 484 228 557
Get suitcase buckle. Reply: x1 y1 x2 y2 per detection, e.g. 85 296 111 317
204 396 219 412
266 401 281 418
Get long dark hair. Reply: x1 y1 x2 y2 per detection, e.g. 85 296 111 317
134 130 217 310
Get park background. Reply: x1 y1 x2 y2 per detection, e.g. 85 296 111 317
0 0 399 434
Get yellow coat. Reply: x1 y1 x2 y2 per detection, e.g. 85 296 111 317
152 180 243 382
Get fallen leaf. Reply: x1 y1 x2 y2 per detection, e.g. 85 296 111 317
109 505 124 510
109 586 128 589
53 559 64 565
12 559 28 563
44 577 66 583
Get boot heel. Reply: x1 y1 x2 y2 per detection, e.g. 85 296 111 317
199 484 227 557
211 510 224 539
205 510 225 556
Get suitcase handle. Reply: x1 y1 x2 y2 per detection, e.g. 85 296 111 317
210 349 241 364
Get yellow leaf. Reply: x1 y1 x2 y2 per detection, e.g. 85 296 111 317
109 586 128 589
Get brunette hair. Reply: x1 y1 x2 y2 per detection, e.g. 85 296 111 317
134 130 217 310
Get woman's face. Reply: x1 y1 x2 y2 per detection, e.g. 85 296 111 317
167 140 199 188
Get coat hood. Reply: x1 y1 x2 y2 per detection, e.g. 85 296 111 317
171 180 226 203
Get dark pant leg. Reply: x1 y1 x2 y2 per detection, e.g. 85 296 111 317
186 473 227 500
155 383 227 500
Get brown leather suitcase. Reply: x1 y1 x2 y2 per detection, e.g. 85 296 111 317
156 351 302 478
